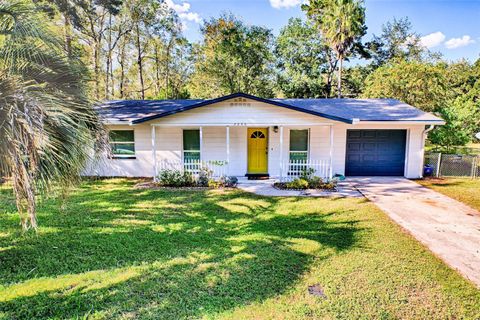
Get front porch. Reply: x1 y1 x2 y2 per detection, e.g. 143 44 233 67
150 124 335 181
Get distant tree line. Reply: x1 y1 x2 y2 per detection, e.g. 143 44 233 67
29 0 480 150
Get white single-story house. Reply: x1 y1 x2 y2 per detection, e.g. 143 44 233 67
87 92 444 180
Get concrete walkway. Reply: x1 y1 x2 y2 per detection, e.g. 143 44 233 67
236 178 363 198
349 177 480 288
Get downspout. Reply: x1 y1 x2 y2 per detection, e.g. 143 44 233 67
421 125 436 177
422 125 435 149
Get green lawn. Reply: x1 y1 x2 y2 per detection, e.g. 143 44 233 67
0 179 479 319
418 178 480 211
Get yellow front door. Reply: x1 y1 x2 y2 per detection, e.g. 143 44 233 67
247 128 268 174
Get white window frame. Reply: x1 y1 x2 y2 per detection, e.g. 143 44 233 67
288 128 310 162
182 129 201 162
110 130 135 159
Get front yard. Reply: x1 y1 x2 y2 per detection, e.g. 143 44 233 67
418 178 480 211
0 179 479 319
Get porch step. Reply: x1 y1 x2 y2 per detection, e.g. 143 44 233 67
237 177 278 184
245 174 270 180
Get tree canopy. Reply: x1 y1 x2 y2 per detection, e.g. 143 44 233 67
188 14 275 98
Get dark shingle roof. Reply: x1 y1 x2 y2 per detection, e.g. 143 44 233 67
97 93 444 124
96 99 203 123
273 98 443 122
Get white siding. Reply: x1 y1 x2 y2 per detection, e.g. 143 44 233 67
86 98 428 179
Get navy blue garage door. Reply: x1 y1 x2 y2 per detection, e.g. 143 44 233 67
345 130 407 176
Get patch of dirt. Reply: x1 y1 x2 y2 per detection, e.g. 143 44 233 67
308 284 327 299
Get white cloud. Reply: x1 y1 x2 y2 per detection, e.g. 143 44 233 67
179 12 201 24
165 0 190 13
270 0 303 9
165 0 201 25
420 31 446 48
445 35 475 49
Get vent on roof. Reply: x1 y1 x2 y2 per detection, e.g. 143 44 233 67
230 97 251 107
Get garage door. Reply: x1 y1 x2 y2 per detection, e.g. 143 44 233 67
345 130 407 176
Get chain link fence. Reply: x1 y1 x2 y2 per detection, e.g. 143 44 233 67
424 153 480 178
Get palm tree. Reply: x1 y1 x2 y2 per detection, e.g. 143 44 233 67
302 0 366 98
0 1 106 231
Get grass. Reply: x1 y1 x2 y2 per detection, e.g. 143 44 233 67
0 179 479 319
417 177 480 211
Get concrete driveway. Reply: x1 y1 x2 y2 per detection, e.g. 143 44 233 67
349 177 480 288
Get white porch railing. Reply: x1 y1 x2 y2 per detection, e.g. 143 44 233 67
280 160 331 181
157 159 228 178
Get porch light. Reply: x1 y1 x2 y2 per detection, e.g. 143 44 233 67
273 126 279 133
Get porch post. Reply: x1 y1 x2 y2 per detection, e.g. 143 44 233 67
279 126 284 179
329 125 333 179
152 125 157 181
199 126 203 162
226 126 230 175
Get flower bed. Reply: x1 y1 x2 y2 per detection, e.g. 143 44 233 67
273 172 338 191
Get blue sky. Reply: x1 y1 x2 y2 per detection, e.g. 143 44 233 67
166 0 480 63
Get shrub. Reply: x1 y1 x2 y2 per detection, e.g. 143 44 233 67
157 169 194 187
307 176 324 189
323 178 339 190
198 166 213 187
274 176 338 191
217 176 239 188
300 167 316 181
225 176 238 187
286 178 309 189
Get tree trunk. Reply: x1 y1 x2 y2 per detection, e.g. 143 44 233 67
154 44 161 97
337 56 343 98
118 39 126 99
135 23 145 99
64 14 73 59
105 13 113 99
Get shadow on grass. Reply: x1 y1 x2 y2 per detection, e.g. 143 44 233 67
0 179 363 319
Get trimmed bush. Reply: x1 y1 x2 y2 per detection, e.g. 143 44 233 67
286 178 309 189
158 169 195 187
274 176 338 191
157 169 238 189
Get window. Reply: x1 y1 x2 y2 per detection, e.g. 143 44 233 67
110 130 135 159
250 131 266 139
289 129 309 162
183 129 200 162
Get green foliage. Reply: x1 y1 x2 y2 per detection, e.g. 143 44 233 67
307 176 324 189
366 17 426 67
0 1 106 230
429 99 478 152
157 169 195 187
198 166 213 187
218 175 239 188
302 0 367 97
342 65 372 97
363 60 447 112
275 18 333 98
299 167 316 181
279 175 337 190
286 178 310 189
189 14 275 98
